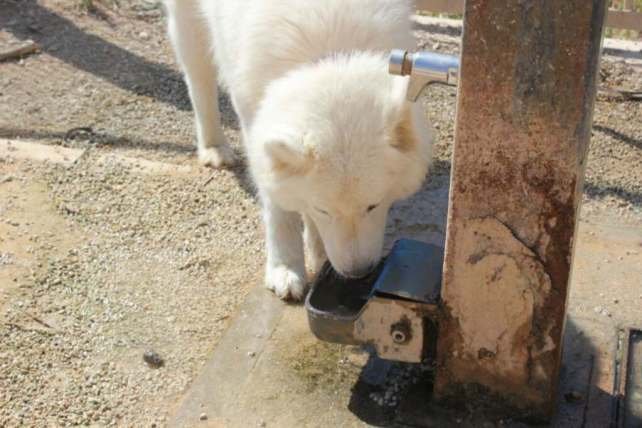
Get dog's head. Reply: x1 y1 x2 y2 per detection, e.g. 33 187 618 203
249 53 432 278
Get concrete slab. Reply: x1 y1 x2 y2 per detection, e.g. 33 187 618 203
0 138 84 166
0 138 194 174
170 220 642 427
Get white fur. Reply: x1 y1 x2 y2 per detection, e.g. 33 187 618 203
165 0 433 300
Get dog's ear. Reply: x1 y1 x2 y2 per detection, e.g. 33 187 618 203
391 107 418 153
265 140 312 175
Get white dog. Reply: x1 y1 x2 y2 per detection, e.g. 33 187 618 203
165 0 433 300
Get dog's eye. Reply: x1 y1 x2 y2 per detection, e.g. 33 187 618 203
367 204 379 213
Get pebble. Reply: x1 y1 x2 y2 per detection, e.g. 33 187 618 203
247 351 256 358
139 31 150 40
199 413 207 421
143 350 164 368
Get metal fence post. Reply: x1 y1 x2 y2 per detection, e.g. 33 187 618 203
433 0 608 421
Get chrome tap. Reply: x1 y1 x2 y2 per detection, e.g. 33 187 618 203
389 49 459 101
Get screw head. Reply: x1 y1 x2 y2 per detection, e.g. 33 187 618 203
392 329 407 344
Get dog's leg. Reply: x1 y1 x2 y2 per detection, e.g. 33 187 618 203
165 0 236 167
263 198 306 301
302 214 327 278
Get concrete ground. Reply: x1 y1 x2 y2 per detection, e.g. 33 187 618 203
169 220 642 428
1 1 641 426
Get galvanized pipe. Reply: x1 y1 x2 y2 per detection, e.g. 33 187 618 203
389 49 459 101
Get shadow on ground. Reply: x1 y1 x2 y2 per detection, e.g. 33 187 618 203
593 125 642 150
0 0 239 130
346 318 630 427
0 126 195 155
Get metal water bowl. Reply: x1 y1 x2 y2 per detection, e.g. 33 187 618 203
305 239 443 363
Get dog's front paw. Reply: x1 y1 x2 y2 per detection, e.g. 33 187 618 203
198 145 237 168
265 265 307 301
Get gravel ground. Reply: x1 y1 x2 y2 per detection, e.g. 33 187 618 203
0 0 641 426
1 155 262 426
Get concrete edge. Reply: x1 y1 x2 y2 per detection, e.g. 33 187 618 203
169 286 286 427
1 138 84 167
1 138 194 175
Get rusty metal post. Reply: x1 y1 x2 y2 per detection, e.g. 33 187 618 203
434 0 608 421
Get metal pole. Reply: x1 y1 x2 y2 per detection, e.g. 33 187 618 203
434 0 608 421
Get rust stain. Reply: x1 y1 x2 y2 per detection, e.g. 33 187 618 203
390 315 413 343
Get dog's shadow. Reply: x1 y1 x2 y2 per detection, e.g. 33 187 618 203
0 0 236 130
346 318 606 427
384 164 451 251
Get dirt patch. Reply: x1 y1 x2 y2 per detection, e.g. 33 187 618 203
0 161 83 312
289 340 365 393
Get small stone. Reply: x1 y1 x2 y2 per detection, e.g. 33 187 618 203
432 42 441 50
247 351 256 358
143 350 164 368
139 31 150 40
199 413 207 421
1 175 14 183
258 421 266 427
613 298 619 304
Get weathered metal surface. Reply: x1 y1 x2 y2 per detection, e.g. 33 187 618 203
434 0 607 421
354 297 431 363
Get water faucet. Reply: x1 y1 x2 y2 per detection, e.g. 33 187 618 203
389 49 459 101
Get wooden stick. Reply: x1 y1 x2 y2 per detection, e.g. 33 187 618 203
0 40 39 62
